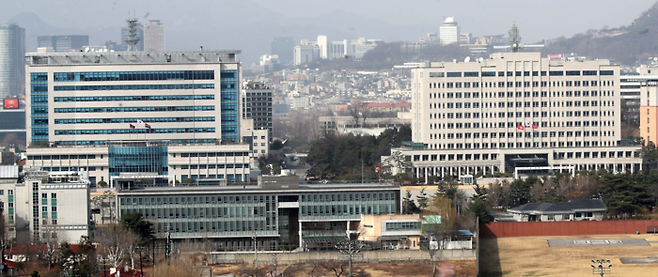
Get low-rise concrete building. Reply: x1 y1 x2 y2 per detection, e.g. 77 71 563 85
507 199 607 222
359 214 422 250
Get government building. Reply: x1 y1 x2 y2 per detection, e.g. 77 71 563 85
386 52 642 180
24 50 269 185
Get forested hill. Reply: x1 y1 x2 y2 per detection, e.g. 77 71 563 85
542 2 658 65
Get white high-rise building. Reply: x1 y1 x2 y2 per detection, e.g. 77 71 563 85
385 52 642 181
145 20 165 52
439 17 459 45
293 40 320 65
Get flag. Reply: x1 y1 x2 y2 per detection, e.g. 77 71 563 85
532 124 538 129
137 119 144 124
517 124 524 130
375 166 381 174
525 121 531 127
129 124 135 129
145 123 152 129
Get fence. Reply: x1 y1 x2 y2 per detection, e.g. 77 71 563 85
480 220 658 238
208 249 476 264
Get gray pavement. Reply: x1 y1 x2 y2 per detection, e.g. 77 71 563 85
547 238 650 247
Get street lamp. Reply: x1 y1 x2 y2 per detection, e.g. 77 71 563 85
590 259 612 277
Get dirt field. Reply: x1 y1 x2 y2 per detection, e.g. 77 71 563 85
480 234 658 277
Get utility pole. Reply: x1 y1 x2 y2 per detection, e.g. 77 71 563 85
252 232 258 266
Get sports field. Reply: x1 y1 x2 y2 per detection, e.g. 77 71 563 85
479 234 658 276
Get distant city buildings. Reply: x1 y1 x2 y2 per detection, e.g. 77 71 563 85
439 17 459 45
293 36 382 65
37 35 89 52
0 24 25 99
144 20 165 52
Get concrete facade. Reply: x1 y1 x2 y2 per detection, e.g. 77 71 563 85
386 52 642 181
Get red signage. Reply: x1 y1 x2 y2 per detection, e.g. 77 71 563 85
3 99 19 109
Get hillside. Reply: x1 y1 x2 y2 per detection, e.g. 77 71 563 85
542 2 658 65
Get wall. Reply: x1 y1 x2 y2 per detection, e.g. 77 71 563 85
480 220 658 238
209 249 476 264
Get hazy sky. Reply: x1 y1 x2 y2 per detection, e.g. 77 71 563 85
4 0 656 41
3 0 657 64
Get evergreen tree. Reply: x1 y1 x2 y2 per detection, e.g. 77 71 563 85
402 190 419 214
417 187 429 209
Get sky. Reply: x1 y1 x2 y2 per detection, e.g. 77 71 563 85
2 0 657 64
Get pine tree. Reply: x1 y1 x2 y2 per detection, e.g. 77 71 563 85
417 187 429 209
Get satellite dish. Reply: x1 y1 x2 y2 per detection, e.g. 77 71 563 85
464 56 471 62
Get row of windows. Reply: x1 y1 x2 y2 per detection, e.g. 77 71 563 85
54 106 215 113
429 110 609 120
385 221 421 231
430 120 611 130
429 90 608 99
177 151 250 157
429 70 612 78
28 155 96 160
53 70 215 82
300 204 393 217
181 174 245 182
301 192 396 202
425 140 614 150
410 150 634 162
430 130 607 139
429 80 609 90
123 195 277 205
53 117 215 124
54 94 214 102
53 84 215 92
31 73 48 83
179 164 249 169
431 100 609 109
41 167 96 172
54 139 221 146
54 128 215 135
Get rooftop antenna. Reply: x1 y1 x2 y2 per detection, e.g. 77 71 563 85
124 11 141 52
509 23 522 52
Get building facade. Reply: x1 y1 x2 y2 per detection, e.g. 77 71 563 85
25 50 241 145
439 17 459 45
293 41 320 66
242 81 273 142
37 35 89 52
387 52 642 180
116 175 401 251
26 141 253 185
0 24 25 100
144 20 165 52
0 166 90 244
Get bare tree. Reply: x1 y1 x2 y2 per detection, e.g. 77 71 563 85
97 224 135 269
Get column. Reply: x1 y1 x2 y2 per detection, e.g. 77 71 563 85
424 167 429 184
299 221 303 249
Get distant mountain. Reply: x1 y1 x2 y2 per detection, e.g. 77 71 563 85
542 2 658 65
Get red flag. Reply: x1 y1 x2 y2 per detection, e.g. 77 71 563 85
517 124 524 130
532 124 538 129
145 123 152 129
129 124 135 129
375 166 381 174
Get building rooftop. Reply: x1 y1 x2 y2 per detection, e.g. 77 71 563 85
26 50 241 66
508 199 607 214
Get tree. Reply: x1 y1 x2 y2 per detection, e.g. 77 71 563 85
402 190 419 214
119 212 154 245
466 199 493 223
417 187 429 209
270 139 284 150
598 172 653 218
58 236 97 277
183 178 196 184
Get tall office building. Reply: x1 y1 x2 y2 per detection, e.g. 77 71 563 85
242 81 273 142
439 17 459 45
271 37 294 65
387 52 642 181
0 24 25 99
37 35 89 52
145 20 165 52
24 50 255 184
121 23 144 51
